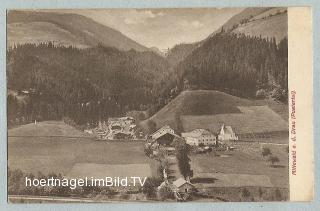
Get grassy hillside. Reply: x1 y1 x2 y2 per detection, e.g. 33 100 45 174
7 10 148 51
181 105 288 134
7 22 90 49
8 121 91 137
8 121 159 176
209 8 272 36
141 90 255 130
140 90 288 134
208 7 287 43
232 9 287 43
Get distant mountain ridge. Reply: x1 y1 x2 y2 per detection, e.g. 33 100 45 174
166 7 287 66
7 10 149 51
211 7 287 43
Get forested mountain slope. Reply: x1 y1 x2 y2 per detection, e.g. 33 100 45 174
7 43 169 125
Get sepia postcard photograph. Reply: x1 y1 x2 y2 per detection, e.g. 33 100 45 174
5 6 313 204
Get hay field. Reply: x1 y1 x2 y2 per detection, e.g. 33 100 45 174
66 163 152 180
181 105 288 134
8 121 158 177
191 146 289 188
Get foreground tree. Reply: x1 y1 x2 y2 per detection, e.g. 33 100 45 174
175 143 193 179
157 185 174 201
141 177 162 199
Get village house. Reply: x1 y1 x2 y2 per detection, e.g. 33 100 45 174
150 125 180 146
172 178 195 194
181 129 217 146
157 177 196 201
218 124 239 141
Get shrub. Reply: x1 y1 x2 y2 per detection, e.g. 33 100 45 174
158 185 174 201
141 177 162 199
267 156 280 166
274 188 282 201
261 147 272 157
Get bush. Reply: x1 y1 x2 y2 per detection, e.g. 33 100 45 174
261 147 272 157
271 88 287 102
267 156 280 166
158 185 174 201
141 177 162 199
274 188 282 201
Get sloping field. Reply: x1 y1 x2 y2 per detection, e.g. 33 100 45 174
181 106 288 134
193 173 273 188
140 90 288 134
8 121 158 177
8 22 89 48
8 121 91 137
191 148 288 188
8 138 158 176
232 12 287 43
140 90 256 130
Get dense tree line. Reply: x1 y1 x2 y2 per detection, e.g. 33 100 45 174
174 32 288 99
7 42 170 126
7 32 288 127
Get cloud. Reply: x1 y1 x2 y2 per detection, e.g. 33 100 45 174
179 20 204 28
191 21 204 28
124 10 164 25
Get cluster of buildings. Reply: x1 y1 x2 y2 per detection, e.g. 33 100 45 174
86 116 140 140
86 114 238 145
150 124 238 201
150 124 238 147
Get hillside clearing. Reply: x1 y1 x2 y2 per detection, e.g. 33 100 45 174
182 105 288 134
140 90 288 135
8 121 92 137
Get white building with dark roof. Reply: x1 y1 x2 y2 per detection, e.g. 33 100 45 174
182 129 217 146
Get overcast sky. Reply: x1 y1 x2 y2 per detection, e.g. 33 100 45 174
57 8 243 50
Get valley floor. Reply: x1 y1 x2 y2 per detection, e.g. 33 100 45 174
8 120 289 202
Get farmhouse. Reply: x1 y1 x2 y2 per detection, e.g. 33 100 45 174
151 125 181 146
218 124 238 141
151 125 175 139
172 178 195 193
182 129 217 146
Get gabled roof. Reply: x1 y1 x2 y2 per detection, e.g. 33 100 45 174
151 125 175 139
152 132 180 141
182 128 213 138
173 178 194 188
